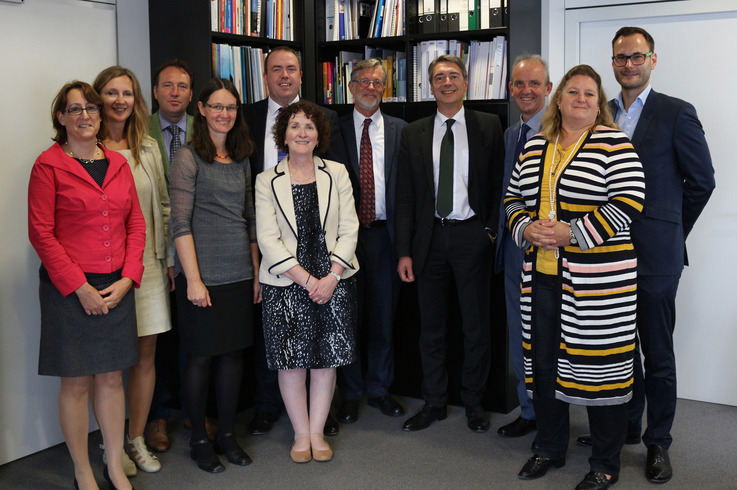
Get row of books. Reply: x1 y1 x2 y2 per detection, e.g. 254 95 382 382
211 0 295 40
322 48 407 104
326 0 406 41
414 0 507 34
413 35 507 101
212 43 269 104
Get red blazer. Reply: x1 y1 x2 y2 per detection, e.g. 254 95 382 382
28 143 146 296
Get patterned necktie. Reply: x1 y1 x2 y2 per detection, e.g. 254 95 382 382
277 107 288 164
358 118 375 227
436 118 455 218
168 125 181 163
514 123 530 162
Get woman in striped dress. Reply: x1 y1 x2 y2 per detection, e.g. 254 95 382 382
505 65 645 490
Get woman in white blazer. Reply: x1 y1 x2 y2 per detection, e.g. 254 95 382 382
255 101 359 464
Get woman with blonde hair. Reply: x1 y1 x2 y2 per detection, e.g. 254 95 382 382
94 66 173 475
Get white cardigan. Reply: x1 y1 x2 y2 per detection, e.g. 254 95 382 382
255 156 359 286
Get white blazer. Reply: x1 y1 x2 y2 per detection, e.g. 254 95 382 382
255 156 359 286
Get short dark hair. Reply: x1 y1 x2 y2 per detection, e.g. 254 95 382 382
272 100 330 156
264 46 302 72
612 26 655 53
192 78 254 162
152 58 194 88
51 81 104 143
350 58 386 82
428 54 468 81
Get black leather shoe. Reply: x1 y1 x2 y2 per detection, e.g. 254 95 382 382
575 471 618 489
103 465 136 489
324 413 340 436
577 431 641 447
646 444 672 483
337 400 360 423
248 411 280 435
190 440 225 473
368 395 405 417
402 404 447 432
517 455 566 480
498 416 537 437
214 433 252 466
466 405 490 433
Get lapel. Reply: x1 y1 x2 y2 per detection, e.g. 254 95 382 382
341 115 359 175
315 157 331 231
149 113 168 166
383 113 396 186
631 90 658 148
271 159 298 238
465 109 479 185
419 116 435 188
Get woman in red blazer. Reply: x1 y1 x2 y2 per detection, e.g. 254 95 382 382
28 81 145 490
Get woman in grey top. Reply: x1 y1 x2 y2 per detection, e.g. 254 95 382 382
169 78 260 474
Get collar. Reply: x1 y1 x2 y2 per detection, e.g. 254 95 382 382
520 106 546 134
614 84 652 112
268 95 300 116
435 106 465 128
352 108 381 128
159 111 188 133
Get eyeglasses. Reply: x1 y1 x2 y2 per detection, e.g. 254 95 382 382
205 103 239 113
354 79 385 88
612 52 653 67
64 105 100 116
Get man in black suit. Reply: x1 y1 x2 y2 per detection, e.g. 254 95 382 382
329 59 407 424
395 54 504 433
242 45 340 436
577 27 715 484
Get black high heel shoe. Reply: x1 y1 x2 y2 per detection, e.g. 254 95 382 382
214 433 252 466
73 479 79 489
190 439 225 473
103 465 135 489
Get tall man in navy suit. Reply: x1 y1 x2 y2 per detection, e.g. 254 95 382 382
329 59 407 424
243 46 341 436
395 55 504 433
578 27 715 484
495 55 552 440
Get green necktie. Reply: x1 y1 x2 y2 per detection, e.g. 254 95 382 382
437 118 455 218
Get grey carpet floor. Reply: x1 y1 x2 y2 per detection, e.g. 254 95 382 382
2 397 736 489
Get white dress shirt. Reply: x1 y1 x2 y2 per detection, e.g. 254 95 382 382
352 108 386 220
432 106 473 220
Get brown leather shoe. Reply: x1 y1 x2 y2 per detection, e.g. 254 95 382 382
183 417 218 442
146 419 170 453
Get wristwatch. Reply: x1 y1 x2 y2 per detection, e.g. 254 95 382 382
568 226 578 245
329 271 341 283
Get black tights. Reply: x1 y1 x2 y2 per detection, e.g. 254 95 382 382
184 350 243 444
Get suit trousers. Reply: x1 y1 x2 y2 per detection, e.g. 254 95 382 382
502 232 535 420
415 219 492 407
339 223 399 400
532 273 626 477
628 273 681 449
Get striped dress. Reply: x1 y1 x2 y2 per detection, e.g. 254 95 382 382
504 127 645 406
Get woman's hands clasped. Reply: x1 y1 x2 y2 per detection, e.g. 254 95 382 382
307 274 339 305
75 277 133 316
523 219 574 250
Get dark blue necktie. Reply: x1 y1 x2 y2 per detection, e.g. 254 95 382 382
514 123 530 162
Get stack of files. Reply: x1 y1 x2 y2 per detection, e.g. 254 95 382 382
212 44 268 104
213 0 294 40
412 39 468 101
466 35 507 100
325 0 378 41
415 0 505 34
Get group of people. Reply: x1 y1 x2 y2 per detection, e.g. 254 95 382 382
27 25 714 490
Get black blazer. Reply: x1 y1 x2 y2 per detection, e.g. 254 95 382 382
395 108 504 273
242 98 340 182
330 111 407 246
609 90 715 275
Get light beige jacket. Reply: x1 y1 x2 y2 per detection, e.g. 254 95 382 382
255 156 359 286
137 136 174 267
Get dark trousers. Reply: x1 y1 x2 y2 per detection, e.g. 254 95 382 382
252 303 283 413
532 274 626 477
628 273 680 449
149 291 186 421
339 223 399 400
415 219 492 408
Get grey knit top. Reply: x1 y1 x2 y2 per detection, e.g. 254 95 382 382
170 145 256 286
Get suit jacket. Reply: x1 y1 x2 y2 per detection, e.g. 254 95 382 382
330 110 407 246
255 156 359 286
395 108 505 274
610 90 715 275
243 98 340 181
149 112 194 176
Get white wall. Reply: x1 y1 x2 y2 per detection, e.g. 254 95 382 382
547 0 737 406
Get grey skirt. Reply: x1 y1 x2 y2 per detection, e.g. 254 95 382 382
38 268 139 377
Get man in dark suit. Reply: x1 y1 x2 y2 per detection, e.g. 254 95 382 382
578 27 715 484
329 59 407 424
395 54 504 433
242 45 340 436
495 54 552 440
146 59 198 453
